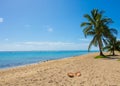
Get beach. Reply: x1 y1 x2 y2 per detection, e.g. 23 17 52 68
0 52 120 86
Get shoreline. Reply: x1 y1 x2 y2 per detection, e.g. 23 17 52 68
0 56 73 71
0 52 120 86
0 52 95 70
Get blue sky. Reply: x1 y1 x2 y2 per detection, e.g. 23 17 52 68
0 0 120 51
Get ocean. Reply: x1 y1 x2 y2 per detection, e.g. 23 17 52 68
0 51 96 69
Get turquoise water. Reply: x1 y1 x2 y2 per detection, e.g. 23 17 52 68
0 51 96 69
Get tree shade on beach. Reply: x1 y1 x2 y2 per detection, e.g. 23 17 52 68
81 9 117 56
103 37 120 56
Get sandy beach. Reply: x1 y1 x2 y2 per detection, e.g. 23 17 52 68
0 52 120 86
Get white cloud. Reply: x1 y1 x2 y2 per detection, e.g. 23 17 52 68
22 41 73 46
47 28 53 32
78 38 90 42
0 18 3 23
5 38 9 41
0 41 97 51
43 25 54 32
78 38 89 41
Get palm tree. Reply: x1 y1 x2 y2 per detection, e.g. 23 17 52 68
81 9 117 56
103 37 120 55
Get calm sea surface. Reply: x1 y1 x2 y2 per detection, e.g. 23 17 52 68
0 51 97 69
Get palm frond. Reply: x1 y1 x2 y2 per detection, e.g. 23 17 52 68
91 9 98 21
110 28 118 35
101 18 113 25
83 26 93 37
81 22 91 27
102 38 108 45
103 46 111 51
86 31 95 37
84 14 95 25
88 35 97 51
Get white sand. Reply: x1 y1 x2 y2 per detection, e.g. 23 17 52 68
0 52 120 86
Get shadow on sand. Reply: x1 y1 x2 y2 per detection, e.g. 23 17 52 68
104 55 120 60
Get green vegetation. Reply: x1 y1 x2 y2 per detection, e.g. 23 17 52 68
95 55 107 59
81 9 117 56
118 59 120 61
103 37 120 56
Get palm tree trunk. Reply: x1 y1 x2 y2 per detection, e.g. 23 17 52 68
112 51 115 56
99 47 104 56
112 46 115 56
98 40 104 56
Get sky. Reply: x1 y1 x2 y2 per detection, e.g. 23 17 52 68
0 0 120 51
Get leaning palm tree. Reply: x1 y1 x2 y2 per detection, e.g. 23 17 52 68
81 9 117 56
103 37 120 55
